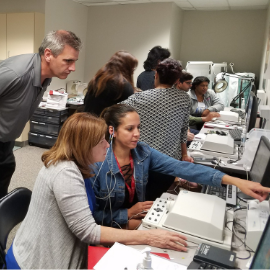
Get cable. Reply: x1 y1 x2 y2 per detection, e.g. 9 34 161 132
230 80 253 108
234 207 247 212
134 221 142 230
226 217 255 259
128 210 148 221
94 172 117 200
91 133 114 190
112 221 122 229
236 251 252 260
167 179 181 195
237 194 248 203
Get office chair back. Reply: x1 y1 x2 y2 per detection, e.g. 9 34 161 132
0 188 32 267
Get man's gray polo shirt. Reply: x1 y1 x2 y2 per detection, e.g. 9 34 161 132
0 54 51 142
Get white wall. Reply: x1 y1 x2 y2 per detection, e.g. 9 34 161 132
45 0 88 90
260 2 270 104
180 10 267 85
169 3 183 62
85 2 174 84
0 0 45 13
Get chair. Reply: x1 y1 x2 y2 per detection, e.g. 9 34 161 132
0 188 32 268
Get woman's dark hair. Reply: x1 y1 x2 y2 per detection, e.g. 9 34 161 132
143 46 171 71
156 58 182 86
100 104 137 141
179 72 193 83
191 76 210 91
87 51 138 99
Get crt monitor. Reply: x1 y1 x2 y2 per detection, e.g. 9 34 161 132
250 214 270 269
249 136 270 188
246 91 258 132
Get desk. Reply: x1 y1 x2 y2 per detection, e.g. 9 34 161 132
189 122 249 178
134 195 251 270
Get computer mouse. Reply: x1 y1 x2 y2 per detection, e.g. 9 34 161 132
220 131 227 136
216 131 221 135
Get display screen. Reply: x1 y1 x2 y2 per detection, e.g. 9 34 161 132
250 216 270 269
250 138 270 186
245 93 253 132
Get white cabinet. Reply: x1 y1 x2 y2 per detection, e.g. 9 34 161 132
7 13 35 57
0 14 7 60
3 12 45 143
1 12 45 59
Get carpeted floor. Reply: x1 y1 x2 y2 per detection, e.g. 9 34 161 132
6 145 47 251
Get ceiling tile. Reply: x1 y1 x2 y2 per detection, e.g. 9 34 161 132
83 2 116 6
189 0 228 8
73 0 111 3
115 0 150 4
231 5 268 10
178 7 196 9
174 1 193 8
196 6 229 10
150 0 171 2
228 0 269 7
72 0 269 9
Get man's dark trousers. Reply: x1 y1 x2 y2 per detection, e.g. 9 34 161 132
0 141 16 199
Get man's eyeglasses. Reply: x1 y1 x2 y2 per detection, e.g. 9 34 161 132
184 81 192 85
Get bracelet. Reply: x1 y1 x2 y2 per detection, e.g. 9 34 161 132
182 154 188 157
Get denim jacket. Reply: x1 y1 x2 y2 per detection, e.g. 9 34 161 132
188 89 224 116
85 142 226 228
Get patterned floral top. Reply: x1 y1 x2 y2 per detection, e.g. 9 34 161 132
120 87 191 160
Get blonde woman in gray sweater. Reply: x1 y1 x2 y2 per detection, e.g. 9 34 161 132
5 113 188 269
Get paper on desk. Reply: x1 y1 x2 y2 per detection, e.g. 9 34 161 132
194 133 206 141
46 91 68 109
94 242 187 270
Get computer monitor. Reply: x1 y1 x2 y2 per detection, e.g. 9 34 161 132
246 91 258 132
249 136 270 188
249 214 270 269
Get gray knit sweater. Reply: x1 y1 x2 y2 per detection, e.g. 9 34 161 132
13 161 101 269
120 87 191 160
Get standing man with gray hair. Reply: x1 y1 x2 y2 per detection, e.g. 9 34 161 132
0 30 82 199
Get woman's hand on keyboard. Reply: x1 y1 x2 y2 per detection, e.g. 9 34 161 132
202 112 220 122
147 229 188 252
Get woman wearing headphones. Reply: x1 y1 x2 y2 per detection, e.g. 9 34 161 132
86 104 270 230
6 113 189 269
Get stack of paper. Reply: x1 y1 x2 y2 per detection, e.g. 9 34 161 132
94 242 187 270
46 89 68 109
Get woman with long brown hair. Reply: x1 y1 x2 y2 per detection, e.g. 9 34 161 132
84 51 138 116
5 113 188 269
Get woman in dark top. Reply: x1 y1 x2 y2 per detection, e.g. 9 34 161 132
84 51 138 116
136 46 170 91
